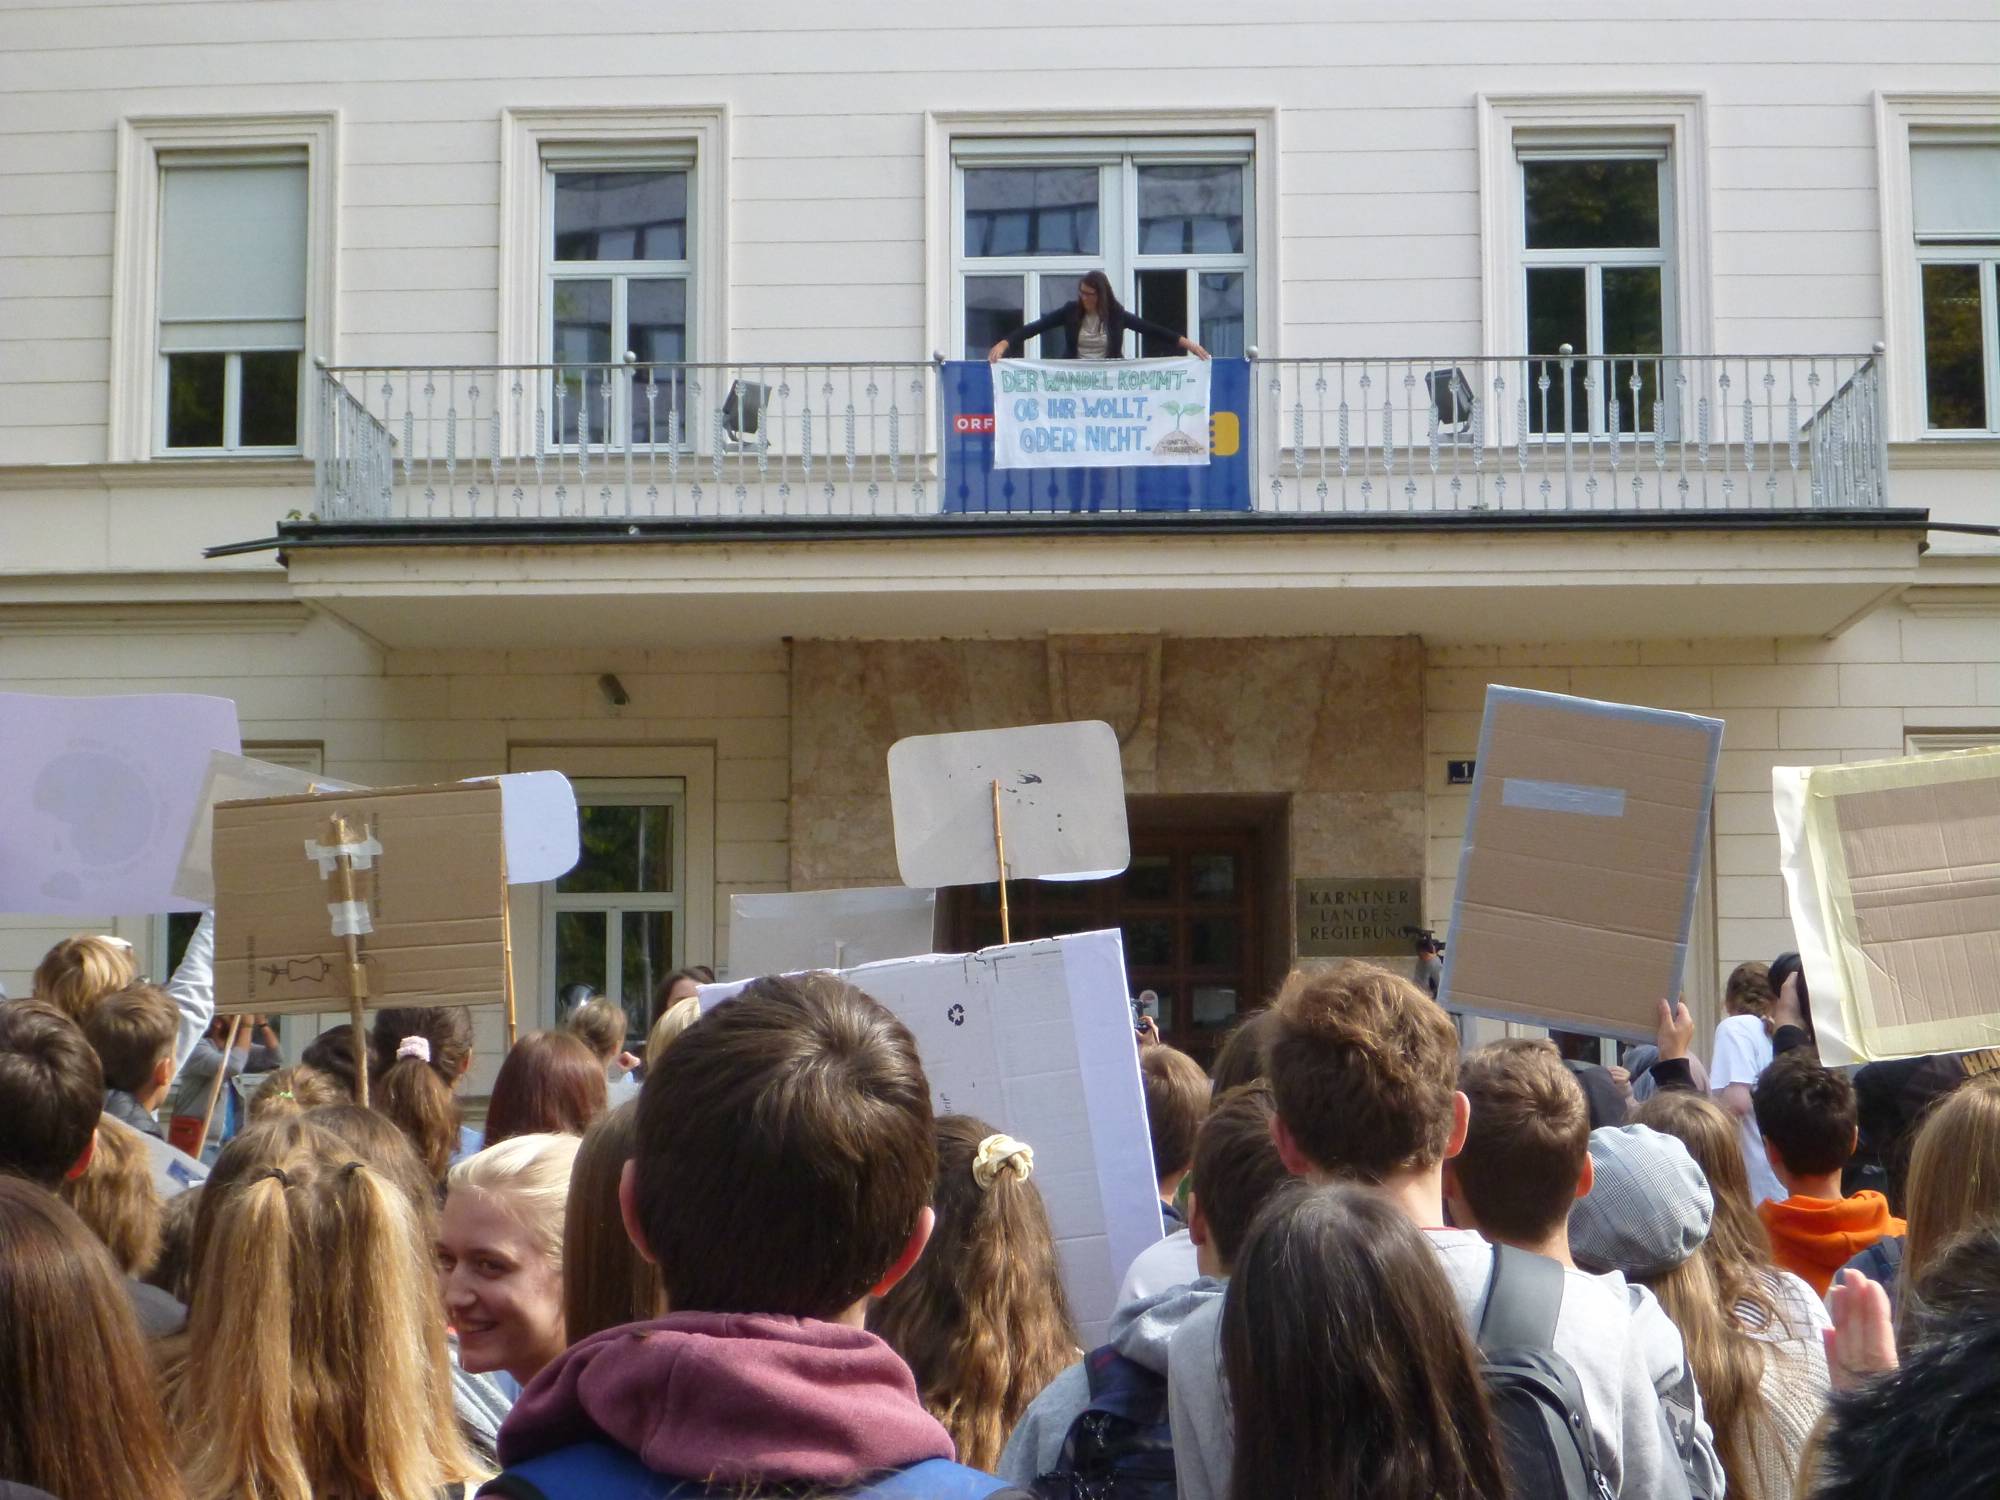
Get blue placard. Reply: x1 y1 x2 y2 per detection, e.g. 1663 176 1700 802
942 358 1252 513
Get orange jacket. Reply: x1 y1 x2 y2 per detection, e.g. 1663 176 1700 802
1758 1191 1905 1297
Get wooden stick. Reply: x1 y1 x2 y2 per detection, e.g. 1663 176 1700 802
992 778 1011 946
499 844 518 1049
193 1013 243 1158
326 814 371 1108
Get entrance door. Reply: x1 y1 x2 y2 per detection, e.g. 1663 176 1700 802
948 823 1264 1062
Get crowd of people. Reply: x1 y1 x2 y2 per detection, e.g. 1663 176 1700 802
1 927 1996 1499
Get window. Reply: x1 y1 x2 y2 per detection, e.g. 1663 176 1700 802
545 785 685 1025
1913 143 2000 432
1519 153 1672 433
544 164 692 444
953 143 1253 359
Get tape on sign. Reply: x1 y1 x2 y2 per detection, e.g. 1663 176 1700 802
327 900 373 937
303 834 383 875
1500 778 1627 817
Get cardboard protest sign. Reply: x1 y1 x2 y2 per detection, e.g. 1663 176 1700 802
993 357 1212 470
1779 747 2000 1063
1441 688 1724 1039
887 721 1131 891
701 929 1161 1344
0 693 241 917
211 781 508 1015
727 886 936 978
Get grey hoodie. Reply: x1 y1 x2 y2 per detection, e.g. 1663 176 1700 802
996 1276 1226 1488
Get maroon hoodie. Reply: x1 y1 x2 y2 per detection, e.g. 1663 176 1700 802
496 1312 957 1490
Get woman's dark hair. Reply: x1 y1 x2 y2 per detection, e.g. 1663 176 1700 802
483 1029 607 1147
1210 1006 1277 1096
299 1023 363 1100
371 1006 476 1182
1077 269 1125 333
1767 951 1815 1042
1222 1183 1509 1500
563 1101 661 1344
652 966 715 1028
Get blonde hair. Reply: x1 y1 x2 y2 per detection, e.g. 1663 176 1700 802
60 1115 162 1276
645 993 703 1070
1905 1073 2000 1292
248 1065 344 1123
565 996 630 1064
33 934 137 1026
172 1118 482 1500
563 1101 662 1343
447 1131 582 1269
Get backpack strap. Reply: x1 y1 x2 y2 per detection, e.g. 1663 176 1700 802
1476 1243 1564 1356
850 1458 1017 1498
478 1440 706 1500
1081 1344 1170 1425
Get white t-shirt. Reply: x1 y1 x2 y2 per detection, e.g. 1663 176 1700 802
1709 1013 1786 1206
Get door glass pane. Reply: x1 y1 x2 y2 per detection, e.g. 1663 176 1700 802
1923 262 1988 430
964 274 1025 358
555 910 608 997
1198 272 1246 358
552 278 613 444
1037 275 1076 357
1601 266 1664 432
1190 917 1239 968
1125 855 1173 904
1526 266 1587 434
1190 985 1239 1033
558 805 673 893
1190 853 1238 902
166 352 226 448
238 350 299 447
1137 164 1245 254
1136 269 1188 357
628 279 688 442
554 170 688 262
621 910 672 1030
1523 159 1662 249
1125 918 1174 967
962 166 1100 257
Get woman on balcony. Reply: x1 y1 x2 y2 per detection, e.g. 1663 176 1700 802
986 269 1209 363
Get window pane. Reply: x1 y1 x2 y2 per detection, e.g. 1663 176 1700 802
1190 917 1238 968
558 804 673 893
552 279 613 444
238 350 299 447
1036 275 1076 357
1136 269 1188 357
1190 852 1238 903
1125 918 1174 967
963 166 1100 257
1923 262 1988 430
628 279 688 444
165 352 226 448
1124 854 1173 904
555 910 608 997
620 910 672 1029
1190 985 1240 1033
964 274 1025 358
1525 266 1588 435
1137 164 1244 254
1198 272 1246 358
554 171 688 261
1601 266 1664 433
1524 159 1662 249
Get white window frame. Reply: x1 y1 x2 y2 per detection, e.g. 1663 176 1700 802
110 112 338 464
1878 94 2000 440
950 138 1255 359
1477 94 1712 364
499 107 728 378
926 109 1279 363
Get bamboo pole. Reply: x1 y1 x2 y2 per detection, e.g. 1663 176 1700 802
192 1014 243 1159
326 814 371 1108
992 778 1011 946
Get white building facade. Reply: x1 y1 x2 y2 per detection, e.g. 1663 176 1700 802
3 1 1998 1078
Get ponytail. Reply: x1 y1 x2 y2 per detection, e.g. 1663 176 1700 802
377 1055 461 1182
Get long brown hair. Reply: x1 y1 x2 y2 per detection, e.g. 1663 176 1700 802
868 1114 1078 1472
171 1118 483 1500
563 1100 661 1342
372 1005 476 1180
59 1114 163 1276
1637 1092 1788 1498
1223 1182 1508 1500
1077 268 1126 331
1903 1072 2000 1294
484 1029 607 1147
0 1177 188 1499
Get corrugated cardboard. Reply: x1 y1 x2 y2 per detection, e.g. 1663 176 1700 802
1441 688 1724 1039
1799 746 2000 1060
212 780 507 1015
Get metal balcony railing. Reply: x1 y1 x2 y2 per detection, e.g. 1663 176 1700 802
312 347 1889 525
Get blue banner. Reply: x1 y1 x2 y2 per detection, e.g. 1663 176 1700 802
942 358 1252 513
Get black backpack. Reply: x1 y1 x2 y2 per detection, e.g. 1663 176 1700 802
1476 1244 1616 1500
1030 1344 1178 1500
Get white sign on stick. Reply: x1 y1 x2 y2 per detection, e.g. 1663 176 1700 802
993 357 1213 470
0 693 241 916
476 770 582 886
887 720 1131 891
728 886 936 978
175 752 363 904
700 929 1162 1345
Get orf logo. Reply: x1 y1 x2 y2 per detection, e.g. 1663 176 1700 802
953 412 995 434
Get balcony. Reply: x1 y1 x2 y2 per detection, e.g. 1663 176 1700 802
274 349 1922 652
310 349 1892 526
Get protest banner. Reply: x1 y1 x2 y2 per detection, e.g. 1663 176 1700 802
727 886 936 978
1778 746 2000 1063
991 356 1213 471
1441 687 1724 1039
887 720 1131 942
702 928 1161 1344
0 693 241 917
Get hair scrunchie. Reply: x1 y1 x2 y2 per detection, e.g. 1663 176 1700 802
971 1133 1034 1190
396 1035 431 1064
